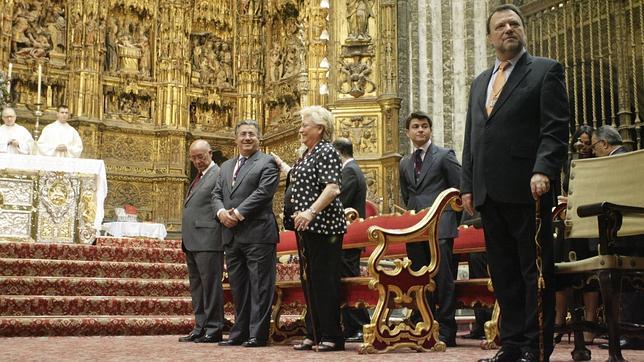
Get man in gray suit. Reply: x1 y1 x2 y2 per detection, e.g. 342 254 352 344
212 119 280 347
399 111 462 347
179 139 224 343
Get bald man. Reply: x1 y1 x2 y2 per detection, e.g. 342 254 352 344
179 140 225 343
0 107 33 154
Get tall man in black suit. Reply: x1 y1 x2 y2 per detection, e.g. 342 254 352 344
461 4 569 362
399 111 462 347
212 120 280 347
179 140 224 343
332 137 370 343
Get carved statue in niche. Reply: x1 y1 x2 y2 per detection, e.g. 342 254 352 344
191 35 233 88
11 1 62 60
104 18 118 71
191 103 231 132
340 116 377 154
117 21 141 73
137 25 151 76
338 57 376 98
269 44 283 82
346 0 374 41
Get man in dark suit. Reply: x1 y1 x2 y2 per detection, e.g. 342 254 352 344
590 125 628 157
212 119 280 347
332 137 370 343
399 111 461 347
461 4 569 362
179 139 224 343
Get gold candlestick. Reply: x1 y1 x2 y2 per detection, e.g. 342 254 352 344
32 103 43 141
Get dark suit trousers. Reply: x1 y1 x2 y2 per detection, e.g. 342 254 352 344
468 252 492 331
184 250 225 336
340 248 370 336
406 238 457 342
299 231 344 343
480 195 555 357
225 242 276 342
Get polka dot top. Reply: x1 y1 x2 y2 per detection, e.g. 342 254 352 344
287 140 347 235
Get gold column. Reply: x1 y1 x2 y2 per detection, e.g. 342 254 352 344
236 2 263 121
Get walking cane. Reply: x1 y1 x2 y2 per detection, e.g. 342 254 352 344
296 231 320 352
534 198 545 362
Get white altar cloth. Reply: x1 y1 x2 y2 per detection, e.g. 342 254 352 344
102 222 167 240
0 153 107 231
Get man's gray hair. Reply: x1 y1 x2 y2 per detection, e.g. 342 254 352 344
235 119 261 137
594 125 623 146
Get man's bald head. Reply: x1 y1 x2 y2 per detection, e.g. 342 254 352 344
189 139 213 173
2 107 17 126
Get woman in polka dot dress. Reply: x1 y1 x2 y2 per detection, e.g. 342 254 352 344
284 106 347 352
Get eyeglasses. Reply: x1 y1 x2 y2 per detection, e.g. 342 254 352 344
590 139 605 149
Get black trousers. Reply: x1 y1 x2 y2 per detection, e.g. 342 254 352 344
340 248 370 336
225 242 276 342
480 195 555 357
406 238 457 342
298 231 344 343
468 252 493 331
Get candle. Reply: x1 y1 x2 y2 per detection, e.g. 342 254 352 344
37 64 42 104
6 63 11 94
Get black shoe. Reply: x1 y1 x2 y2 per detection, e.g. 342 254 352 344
194 332 223 343
345 331 364 343
317 341 345 352
440 337 457 347
242 338 267 347
178 331 204 342
293 339 314 351
463 329 485 339
599 337 644 350
516 351 538 362
477 347 521 362
218 338 244 346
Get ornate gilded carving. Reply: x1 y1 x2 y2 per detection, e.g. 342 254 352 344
0 178 34 206
337 116 377 155
190 35 233 88
11 1 64 61
101 133 154 163
338 56 376 98
103 5 153 76
346 0 374 42
37 172 79 243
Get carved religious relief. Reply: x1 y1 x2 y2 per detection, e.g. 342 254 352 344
103 87 153 124
363 168 379 204
105 180 153 221
268 17 306 83
338 56 376 98
11 1 66 61
338 116 378 155
103 6 152 76
190 35 233 89
346 0 374 42
189 100 234 133
101 133 154 163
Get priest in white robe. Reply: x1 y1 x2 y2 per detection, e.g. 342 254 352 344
37 105 83 158
0 107 34 154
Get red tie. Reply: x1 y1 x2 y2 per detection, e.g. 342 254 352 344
190 172 202 192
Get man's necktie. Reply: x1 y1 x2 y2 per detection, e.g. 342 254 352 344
414 149 423 179
487 61 509 116
189 172 202 193
232 157 247 185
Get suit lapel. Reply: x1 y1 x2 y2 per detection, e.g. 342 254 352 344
488 53 532 120
184 165 213 206
230 151 260 195
415 144 437 186
478 68 493 115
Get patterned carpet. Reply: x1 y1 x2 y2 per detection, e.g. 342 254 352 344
1 335 642 361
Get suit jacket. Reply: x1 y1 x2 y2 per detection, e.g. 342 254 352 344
211 151 280 246
399 143 461 239
182 163 223 251
340 160 367 218
461 52 569 208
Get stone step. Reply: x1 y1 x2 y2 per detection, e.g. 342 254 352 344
0 276 191 297
0 241 185 264
0 295 193 316
0 258 187 279
94 237 182 249
0 315 194 337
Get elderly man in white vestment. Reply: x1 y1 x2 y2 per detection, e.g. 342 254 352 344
0 107 34 154
37 105 83 158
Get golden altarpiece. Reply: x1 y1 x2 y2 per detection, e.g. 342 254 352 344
0 0 400 235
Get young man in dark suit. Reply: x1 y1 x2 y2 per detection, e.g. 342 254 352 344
332 137 370 343
399 111 462 347
461 4 569 362
212 120 280 347
179 140 224 343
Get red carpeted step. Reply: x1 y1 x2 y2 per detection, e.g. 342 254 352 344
94 237 182 249
0 242 185 264
0 258 188 279
0 276 190 297
0 315 193 337
0 296 193 316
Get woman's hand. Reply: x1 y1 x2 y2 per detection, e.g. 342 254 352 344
293 209 314 231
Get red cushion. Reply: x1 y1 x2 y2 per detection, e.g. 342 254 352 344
365 200 379 218
277 231 297 253
453 226 485 252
